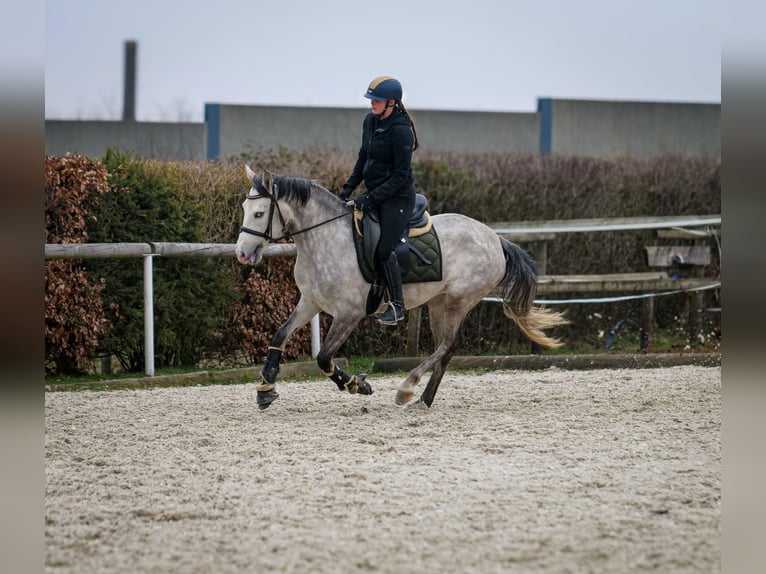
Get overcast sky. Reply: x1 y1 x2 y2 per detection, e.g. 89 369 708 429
45 0 722 122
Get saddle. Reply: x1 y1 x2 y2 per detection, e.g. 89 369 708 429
352 194 443 315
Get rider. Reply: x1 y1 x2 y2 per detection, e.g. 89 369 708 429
339 76 420 325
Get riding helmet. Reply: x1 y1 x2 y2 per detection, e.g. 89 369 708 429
365 76 403 101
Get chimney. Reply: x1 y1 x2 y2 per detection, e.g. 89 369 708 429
123 40 137 121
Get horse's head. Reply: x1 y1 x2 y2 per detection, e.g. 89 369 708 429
236 167 345 266
235 166 291 266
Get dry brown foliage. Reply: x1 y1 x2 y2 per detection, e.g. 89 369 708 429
45 154 114 374
226 255 332 364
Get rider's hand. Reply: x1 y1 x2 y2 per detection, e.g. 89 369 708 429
354 194 370 210
338 187 351 201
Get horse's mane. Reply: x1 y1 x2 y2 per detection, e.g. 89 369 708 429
251 172 338 208
252 174 322 207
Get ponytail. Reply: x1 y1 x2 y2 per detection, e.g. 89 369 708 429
396 100 419 152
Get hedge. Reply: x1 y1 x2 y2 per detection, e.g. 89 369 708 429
44 149 720 375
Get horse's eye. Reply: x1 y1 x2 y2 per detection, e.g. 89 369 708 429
254 212 264 219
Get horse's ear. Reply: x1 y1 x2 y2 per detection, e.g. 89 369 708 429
262 170 274 195
245 164 256 181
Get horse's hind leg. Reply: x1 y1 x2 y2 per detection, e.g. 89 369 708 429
417 297 464 407
419 345 457 407
396 295 466 407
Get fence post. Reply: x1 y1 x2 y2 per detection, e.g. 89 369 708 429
640 297 654 351
311 314 321 358
530 241 548 355
143 255 155 376
688 238 706 343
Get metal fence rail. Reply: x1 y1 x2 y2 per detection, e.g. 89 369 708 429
45 242 300 376
45 214 720 375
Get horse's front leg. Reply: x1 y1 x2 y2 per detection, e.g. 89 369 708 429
257 296 320 410
315 311 372 396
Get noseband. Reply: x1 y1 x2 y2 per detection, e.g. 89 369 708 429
240 183 351 243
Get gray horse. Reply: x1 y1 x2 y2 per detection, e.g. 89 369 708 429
235 167 566 409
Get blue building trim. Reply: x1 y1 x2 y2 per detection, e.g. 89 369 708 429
538 98 552 155
204 103 220 160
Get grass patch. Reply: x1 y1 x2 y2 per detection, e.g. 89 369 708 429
45 328 720 393
45 365 231 386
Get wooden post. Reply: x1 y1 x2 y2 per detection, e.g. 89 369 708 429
406 307 422 356
99 354 112 375
530 240 547 355
688 290 703 344
688 239 705 343
533 240 548 274
640 297 654 351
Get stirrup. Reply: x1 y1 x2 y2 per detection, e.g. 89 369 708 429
377 302 404 325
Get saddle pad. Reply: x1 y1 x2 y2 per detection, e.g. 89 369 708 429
399 230 443 284
352 217 442 285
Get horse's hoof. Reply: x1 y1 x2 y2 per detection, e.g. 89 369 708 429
257 389 279 410
356 373 373 395
395 389 414 405
405 399 430 410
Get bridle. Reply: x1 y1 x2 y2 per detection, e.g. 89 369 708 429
239 182 352 243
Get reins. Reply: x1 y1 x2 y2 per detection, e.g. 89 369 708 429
239 192 352 243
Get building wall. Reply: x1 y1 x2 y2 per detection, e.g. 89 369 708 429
45 120 207 161
205 104 540 159
540 98 720 159
206 104 364 159
414 109 540 155
45 98 720 162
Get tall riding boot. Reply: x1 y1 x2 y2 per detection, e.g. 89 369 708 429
377 251 405 325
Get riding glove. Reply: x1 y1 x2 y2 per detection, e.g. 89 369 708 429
354 193 371 210
339 187 352 201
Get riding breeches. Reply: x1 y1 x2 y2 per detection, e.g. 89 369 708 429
375 195 414 263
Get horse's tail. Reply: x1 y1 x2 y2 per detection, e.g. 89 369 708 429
498 237 567 349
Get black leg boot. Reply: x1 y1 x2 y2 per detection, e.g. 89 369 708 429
377 251 405 325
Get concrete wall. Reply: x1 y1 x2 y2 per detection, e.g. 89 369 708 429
45 98 720 162
45 120 207 161
205 104 540 159
414 109 540 155
205 104 364 159
540 98 720 159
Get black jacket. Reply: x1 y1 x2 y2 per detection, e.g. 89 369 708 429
343 108 415 206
